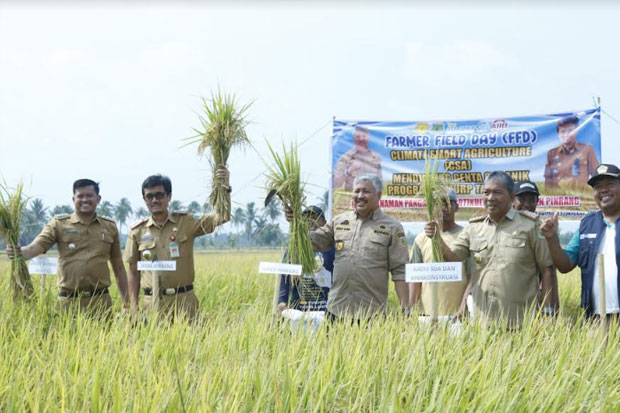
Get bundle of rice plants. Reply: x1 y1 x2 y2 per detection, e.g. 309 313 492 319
422 156 451 263
0 182 34 301
184 89 251 218
263 141 316 276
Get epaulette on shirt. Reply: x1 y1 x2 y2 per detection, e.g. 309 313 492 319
469 215 486 223
99 215 115 223
130 218 148 230
54 213 70 220
518 210 539 221
172 210 188 215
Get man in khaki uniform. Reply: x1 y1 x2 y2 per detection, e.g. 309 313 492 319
6 179 129 313
333 126 382 191
544 115 599 188
410 188 470 317
425 171 554 327
288 173 409 321
124 168 230 321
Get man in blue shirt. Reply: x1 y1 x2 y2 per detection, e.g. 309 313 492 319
541 163 620 317
278 206 335 312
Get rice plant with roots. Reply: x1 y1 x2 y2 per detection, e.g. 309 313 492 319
422 156 451 263
263 141 316 276
0 182 34 301
184 89 252 218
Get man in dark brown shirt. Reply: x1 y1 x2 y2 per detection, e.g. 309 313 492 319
544 116 599 189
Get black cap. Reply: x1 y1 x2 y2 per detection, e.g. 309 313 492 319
588 164 620 186
302 205 325 218
514 180 539 196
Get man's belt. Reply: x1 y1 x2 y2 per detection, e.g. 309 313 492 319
143 284 193 296
59 287 109 299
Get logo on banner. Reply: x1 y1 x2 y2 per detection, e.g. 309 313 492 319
492 119 508 132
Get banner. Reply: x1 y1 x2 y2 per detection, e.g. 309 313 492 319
330 108 601 222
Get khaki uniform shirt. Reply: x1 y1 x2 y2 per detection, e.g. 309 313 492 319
333 148 382 191
411 225 470 316
450 208 553 326
310 208 409 317
544 142 599 188
32 213 121 291
124 211 223 289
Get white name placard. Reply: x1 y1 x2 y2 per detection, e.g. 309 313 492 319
28 256 58 275
406 262 462 283
259 262 302 276
138 261 177 271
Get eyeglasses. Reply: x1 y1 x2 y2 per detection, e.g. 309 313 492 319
144 192 168 201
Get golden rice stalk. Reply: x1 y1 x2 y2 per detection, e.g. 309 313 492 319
0 182 34 301
184 89 252 218
422 156 451 263
263 141 316 276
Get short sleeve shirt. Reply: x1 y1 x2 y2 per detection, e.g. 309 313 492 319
32 213 121 290
124 212 220 289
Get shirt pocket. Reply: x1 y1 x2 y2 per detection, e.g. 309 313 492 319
94 231 114 254
364 232 390 260
177 234 190 257
499 233 529 261
470 240 489 267
138 241 157 260
334 230 353 255
59 233 82 256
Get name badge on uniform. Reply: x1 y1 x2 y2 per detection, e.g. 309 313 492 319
169 242 180 258
336 241 344 251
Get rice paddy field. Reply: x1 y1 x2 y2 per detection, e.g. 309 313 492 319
1 250 620 411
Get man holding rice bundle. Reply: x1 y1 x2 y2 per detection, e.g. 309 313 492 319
6 179 129 313
288 173 410 321
424 171 555 327
124 167 230 321
410 188 471 318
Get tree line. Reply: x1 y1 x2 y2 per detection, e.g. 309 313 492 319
1 191 330 250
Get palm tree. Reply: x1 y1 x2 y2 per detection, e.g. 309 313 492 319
231 207 246 232
135 207 150 219
115 198 133 234
202 202 213 214
187 201 201 214
170 200 184 212
264 198 281 222
317 190 329 213
97 201 114 218
244 202 257 243
28 198 48 226
51 205 73 216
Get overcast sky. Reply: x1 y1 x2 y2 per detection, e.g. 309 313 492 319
1 2 619 232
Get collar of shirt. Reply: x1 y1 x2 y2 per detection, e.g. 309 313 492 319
354 207 382 221
484 207 517 225
146 211 178 228
69 212 102 225
559 144 579 155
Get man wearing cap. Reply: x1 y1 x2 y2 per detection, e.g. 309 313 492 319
424 171 555 327
540 164 620 318
333 126 382 192
124 168 230 321
513 180 560 312
285 173 410 321
544 116 599 189
6 179 129 313
278 206 335 313
410 188 471 318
